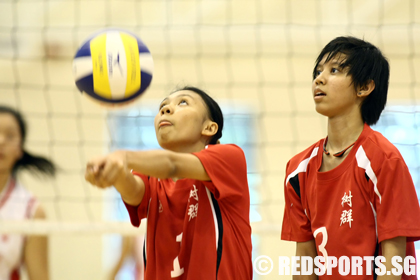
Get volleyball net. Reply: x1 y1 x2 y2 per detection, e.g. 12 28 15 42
1 0 419 233
0 0 419 278
1 0 419 235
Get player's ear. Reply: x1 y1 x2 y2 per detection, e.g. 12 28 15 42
202 120 218 138
357 80 375 98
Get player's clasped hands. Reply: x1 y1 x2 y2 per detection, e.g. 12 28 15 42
85 151 128 188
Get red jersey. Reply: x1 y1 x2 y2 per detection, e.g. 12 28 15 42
124 144 253 280
282 124 420 279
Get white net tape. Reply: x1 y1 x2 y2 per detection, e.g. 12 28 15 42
0 0 418 237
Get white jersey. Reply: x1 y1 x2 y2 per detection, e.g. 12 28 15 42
0 178 38 280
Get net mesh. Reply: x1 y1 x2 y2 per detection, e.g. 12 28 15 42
0 0 419 279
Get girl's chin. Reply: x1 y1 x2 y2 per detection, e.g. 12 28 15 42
157 140 175 150
314 106 331 117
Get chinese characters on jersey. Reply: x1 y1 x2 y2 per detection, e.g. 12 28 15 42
340 191 353 227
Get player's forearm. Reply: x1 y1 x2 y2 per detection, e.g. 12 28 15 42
25 236 49 280
377 237 406 280
114 170 145 206
25 206 49 280
126 150 176 179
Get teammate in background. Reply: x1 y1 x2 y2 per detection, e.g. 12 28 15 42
281 36 420 279
85 86 253 279
109 235 144 280
0 106 56 280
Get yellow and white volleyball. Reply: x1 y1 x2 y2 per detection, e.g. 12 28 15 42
73 29 153 106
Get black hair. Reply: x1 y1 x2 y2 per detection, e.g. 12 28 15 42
0 105 56 177
313 36 390 125
172 86 224 145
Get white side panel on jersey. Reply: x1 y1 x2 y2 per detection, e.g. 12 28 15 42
73 56 93 81
139 53 154 75
0 181 35 279
106 31 127 99
285 147 319 186
355 146 382 203
369 202 378 239
205 188 219 250
144 198 152 262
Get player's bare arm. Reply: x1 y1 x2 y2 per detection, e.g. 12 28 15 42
378 236 406 280
125 149 211 181
85 151 145 206
24 205 49 280
85 148 210 205
294 240 318 280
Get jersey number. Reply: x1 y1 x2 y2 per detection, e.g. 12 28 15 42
313 226 328 260
171 233 184 278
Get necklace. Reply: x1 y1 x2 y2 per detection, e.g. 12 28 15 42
323 137 356 157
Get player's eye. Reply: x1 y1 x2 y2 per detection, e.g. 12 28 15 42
2 132 19 143
315 69 322 76
331 68 340 74
179 99 188 105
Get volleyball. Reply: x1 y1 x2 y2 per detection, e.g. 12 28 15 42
72 29 153 107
